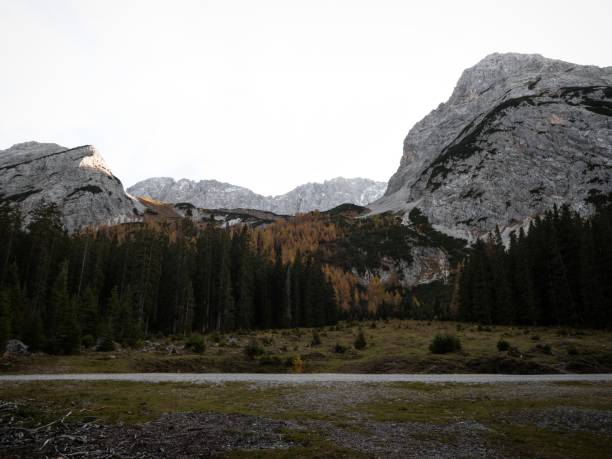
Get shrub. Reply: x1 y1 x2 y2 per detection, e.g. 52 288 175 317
370 321 377 329
429 334 461 354
96 336 115 352
291 355 305 373
244 338 264 359
566 344 578 356
81 334 95 348
354 328 367 350
334 342 348 354
531 335 540 341
497 339 511 352
185 334 205 353
311 330 322 346
261 335 274 346
542 343 552 355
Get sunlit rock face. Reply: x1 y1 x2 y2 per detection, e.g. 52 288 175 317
371 53 612 241
0 141 141 231
128 176 387 215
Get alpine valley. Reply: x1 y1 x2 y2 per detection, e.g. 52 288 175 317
0 52 611 336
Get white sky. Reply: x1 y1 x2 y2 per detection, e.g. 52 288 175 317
1 1 610 195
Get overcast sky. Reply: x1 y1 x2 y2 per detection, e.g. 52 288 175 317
1 1 610 195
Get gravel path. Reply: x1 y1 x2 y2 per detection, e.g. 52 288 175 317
1 372 612 384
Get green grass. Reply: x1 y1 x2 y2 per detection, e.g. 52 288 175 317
0 381 291 425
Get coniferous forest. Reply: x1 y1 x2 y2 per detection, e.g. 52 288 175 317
1 198 612 355
458 201 612 328
0 201 338 354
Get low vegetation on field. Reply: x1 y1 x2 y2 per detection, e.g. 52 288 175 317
1 379 611 458
3 319 611 375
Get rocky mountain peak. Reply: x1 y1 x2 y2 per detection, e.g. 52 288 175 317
0 141 140 231
375 52 612 240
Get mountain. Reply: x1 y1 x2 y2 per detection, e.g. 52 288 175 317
371 53 612 240
0 141 141 231
127 177 387 214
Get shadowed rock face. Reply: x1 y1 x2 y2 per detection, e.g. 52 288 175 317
372 53 612 241
128 176 387 215
0 141 141 231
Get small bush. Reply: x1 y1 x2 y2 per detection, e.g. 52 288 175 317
354 328 367 350
261 335 274 346
566 344 578 356
542 343 552 355
96 336 115 352
311 330 322 346
497 339 511 352
429 334 462 354
185 334 205 353
244 339 265 359
531 335 540 341
81 334 95 349
370 321 377 329
291 355 305 373
334 342 348 354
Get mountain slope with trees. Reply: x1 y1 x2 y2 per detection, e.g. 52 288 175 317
0 202 338 354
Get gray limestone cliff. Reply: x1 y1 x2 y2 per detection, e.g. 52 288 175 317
371 53 612 241
0 141 141 231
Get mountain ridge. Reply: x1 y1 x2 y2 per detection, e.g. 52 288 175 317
128 176 387 215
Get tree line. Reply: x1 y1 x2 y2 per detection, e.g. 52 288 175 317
0 201 339 354
458 200 612 328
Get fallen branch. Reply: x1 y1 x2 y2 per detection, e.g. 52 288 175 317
33 410 72 433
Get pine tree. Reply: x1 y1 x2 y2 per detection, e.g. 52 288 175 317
78 287 99 339
4 262 25 339
21 307 45 352
0 290 11 352
51 262 81 354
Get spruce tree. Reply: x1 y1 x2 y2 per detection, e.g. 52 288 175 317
0 290 11 352
51 262 81 354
